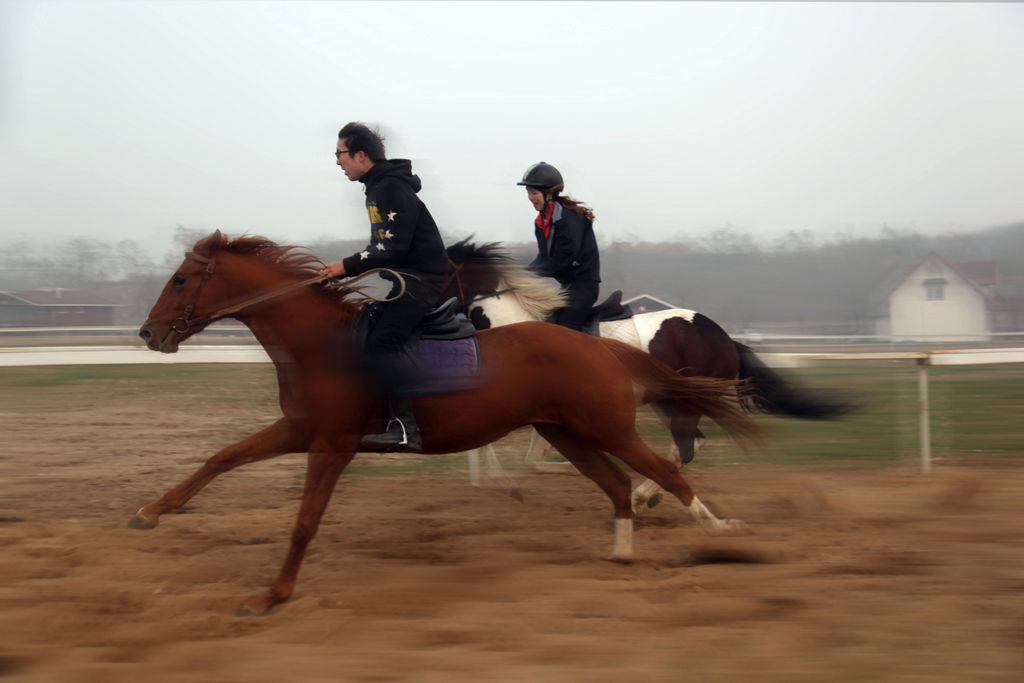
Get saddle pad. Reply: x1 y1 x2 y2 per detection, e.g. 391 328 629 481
409 337 481 396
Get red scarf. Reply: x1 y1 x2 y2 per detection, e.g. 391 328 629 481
535 201 555 240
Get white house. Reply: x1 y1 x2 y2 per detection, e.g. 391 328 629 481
887 254 996 342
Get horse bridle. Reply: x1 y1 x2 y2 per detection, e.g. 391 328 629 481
443 258 514 310
442 258 468 305
172 251 220 333
171 250 407 333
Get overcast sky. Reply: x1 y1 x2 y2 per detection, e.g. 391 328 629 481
1 1 1022 260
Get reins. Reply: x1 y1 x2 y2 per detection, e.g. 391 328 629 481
468 288 515 305
444 257 516 307
172 250 408 333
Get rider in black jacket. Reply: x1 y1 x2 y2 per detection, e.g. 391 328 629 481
518 162 601 331
321 122 449 451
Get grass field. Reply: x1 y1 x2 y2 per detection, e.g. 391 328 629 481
1 361 1022 474
689 362 1024 466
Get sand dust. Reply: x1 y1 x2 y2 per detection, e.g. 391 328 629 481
2 376 1023 682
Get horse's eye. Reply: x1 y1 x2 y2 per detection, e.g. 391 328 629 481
172 275 187 288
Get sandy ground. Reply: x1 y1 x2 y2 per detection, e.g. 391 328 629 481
2 374 1024 682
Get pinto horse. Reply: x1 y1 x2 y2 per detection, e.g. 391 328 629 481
442 240 850 507
134 231 760 615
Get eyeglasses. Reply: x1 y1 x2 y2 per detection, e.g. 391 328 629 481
334 149 354 159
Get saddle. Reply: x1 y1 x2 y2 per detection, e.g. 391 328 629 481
583 290 634 336
353 297 481 398
353 297 477 348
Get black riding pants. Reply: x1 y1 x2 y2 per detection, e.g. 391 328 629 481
553 279 600 331
366 274 443 395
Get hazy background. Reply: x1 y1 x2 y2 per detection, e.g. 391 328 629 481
2 0 1022 263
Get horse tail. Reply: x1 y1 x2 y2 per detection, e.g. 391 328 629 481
735 342 854 418
601 338 761 445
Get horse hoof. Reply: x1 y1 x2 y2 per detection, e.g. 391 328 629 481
714 519 752 536
127 510 157 529
646 493 663 509
608 554 634 564
237 604 267 617
237 591 278 616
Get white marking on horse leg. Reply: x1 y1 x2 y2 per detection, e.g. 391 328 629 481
611 517 634 560
667 441 682 466
483 444 504 480
476 444 521 497
630 438 680 512
524 429 545 467
686 496 750 536
467 448 481 486
631 478 661 510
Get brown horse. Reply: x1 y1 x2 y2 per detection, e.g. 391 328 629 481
134 231 758 615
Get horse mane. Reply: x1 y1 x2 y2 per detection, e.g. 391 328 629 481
447 238 566 319
446 239 515 268
220 234 366 305
225 235 325 277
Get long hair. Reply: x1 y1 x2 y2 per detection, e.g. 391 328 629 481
557 195 595 223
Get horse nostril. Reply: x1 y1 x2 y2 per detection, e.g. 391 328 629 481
139 327 151 341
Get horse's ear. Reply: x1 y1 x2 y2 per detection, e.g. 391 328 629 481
194 229 224 257
210 229 223 254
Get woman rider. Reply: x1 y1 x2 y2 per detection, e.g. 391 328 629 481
518 162 600 331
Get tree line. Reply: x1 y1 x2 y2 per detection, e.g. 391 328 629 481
2 222 1021 332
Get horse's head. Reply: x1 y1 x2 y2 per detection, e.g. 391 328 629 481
139 230 234 352
444 239 566 329
141 231 362 353
443 239 507 306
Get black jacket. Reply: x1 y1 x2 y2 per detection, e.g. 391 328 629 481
528 202 600 285
341 159 449 280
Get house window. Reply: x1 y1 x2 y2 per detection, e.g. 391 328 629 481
923 277 947 301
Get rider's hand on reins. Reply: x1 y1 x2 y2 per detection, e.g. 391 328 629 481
320 261 346 278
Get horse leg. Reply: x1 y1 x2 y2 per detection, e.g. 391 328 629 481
467 448 481 486
129 418 312 529
467 443 523 500
525 428 576 474
478 443 524 502
610 432 748 536
631 408 699 511
238 435 356 616
535 425 635 561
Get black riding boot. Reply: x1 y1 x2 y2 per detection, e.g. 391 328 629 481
360 399 422 452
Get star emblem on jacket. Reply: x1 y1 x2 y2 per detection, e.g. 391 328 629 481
387 210 397 222
375 242 386 252
359 250 369 260
383 229 394 240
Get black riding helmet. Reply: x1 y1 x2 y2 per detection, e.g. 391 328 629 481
517 162 564 192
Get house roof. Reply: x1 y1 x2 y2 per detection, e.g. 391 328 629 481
887 254 1024 314
951 261 998 288
887 254 996 302
623 294 678 311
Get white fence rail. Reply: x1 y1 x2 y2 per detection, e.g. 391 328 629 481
4 327 1024 348
0 345 270 366
3 343 1023 473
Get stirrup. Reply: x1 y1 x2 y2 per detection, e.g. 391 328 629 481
360 417 414 452
384 417 409 446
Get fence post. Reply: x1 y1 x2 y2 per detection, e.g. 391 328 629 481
917 357 932 473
